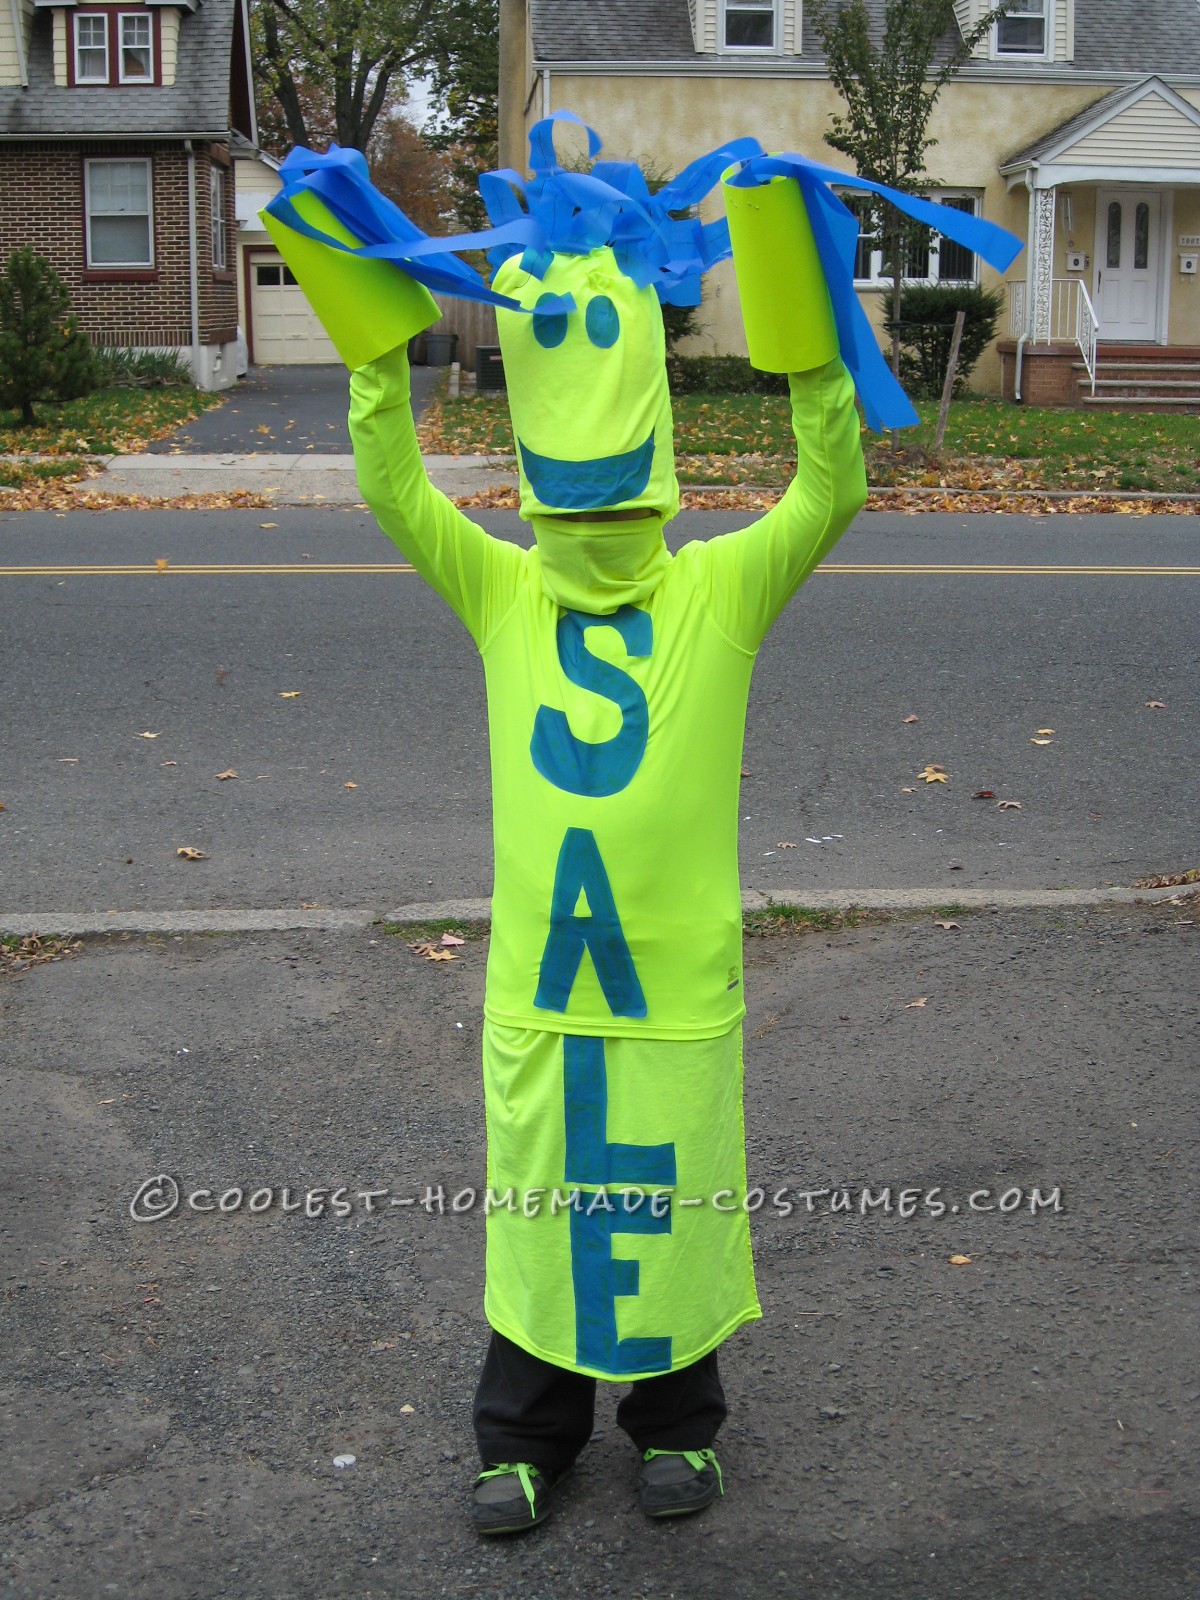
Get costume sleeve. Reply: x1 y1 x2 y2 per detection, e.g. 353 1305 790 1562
348 346 525 648
701 356 867 653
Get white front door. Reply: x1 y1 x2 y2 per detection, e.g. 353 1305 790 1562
1094 191 1161 341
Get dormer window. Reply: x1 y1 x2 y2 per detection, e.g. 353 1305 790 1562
119 13 153 81
994 0 1048 58
74 14 109 82
721 0 779 51
70 9 157 86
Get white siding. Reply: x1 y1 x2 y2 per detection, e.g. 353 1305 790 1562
697 0 717 54
0 0 33 87
1069 94 1200 166
53 5 65 86
687 0 700 52
160 6 180 85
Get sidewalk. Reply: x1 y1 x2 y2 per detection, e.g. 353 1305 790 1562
1 900 1195 1599
73 451 518 504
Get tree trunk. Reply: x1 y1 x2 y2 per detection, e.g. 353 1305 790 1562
20 397 36 426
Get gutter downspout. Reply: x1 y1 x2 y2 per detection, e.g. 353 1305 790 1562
184 139 201 381
1014 162 1037 402
541 66 550 118
9 0 28 86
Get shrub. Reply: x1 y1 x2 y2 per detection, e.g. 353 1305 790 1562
666 355 789 396
94 346 195 388
885 284 1003 400
0 248 99 424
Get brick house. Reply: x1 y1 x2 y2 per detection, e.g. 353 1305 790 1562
498 0 1200 408
0 0 257 390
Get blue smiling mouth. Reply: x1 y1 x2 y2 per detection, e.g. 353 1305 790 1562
518 433 655 511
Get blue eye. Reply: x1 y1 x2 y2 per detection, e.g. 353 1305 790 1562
585 295 620 348
532 293 567 348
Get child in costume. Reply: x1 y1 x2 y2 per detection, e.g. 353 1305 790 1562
262 114 1020 1534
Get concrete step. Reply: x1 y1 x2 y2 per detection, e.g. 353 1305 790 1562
1080 393 1200 410
1073 361 1200 377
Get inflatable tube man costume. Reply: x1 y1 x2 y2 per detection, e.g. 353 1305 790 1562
262 114 1021 1493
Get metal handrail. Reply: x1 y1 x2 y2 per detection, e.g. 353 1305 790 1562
1005 277 1099 397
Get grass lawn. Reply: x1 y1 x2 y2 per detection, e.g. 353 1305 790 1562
0 385 223 468
419 389 1200 495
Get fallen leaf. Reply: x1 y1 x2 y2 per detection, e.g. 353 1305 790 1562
1145 700 1166 710
58 758 79 763
256 424 271 435
934 920 961 930
410 942 458 961
399 1404 415 1415
1031 737 1053 746
919 768 947 784
215 667 228 686
259 522 279 529
1037 728 1056 736
972 789 995 799
279 691 302 699
160 760 177 767
154 558 169 574
138 731 160 740
902 714 919 724
215 769 238 781
905 996 928 1008
900 786 915 794
440 932 466 947
176 847 206 861
948 1254 972 1266
777 841 796 849
343 781 358 790
997 799 1022 810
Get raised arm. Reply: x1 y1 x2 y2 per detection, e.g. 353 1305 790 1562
349 345 524 647
701 355 866 653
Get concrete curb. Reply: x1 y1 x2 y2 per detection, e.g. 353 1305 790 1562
2 885 1192 938
68 453 518 505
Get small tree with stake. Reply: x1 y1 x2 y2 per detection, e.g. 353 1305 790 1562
0 248 99 426
809 0 1013 381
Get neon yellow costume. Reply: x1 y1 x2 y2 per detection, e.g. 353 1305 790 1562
348 330 865 1376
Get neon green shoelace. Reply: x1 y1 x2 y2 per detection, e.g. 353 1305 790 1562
642 1447 724 1494
477 1461 539 1510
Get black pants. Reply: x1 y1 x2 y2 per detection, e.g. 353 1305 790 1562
473 1330 727 1480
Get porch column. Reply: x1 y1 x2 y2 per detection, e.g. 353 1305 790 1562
1030 184 1056 344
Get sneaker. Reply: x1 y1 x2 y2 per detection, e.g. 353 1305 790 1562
638 1447 724 1518
471 1462 559 1535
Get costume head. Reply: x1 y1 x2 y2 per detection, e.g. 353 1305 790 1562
493 246 676 523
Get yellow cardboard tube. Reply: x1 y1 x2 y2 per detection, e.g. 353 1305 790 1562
723 172 839 373
260 188 441 370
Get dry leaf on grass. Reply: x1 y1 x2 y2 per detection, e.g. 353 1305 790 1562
176 846 206 861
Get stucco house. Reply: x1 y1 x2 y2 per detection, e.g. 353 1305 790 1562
0 0 258 389
498 0 1200 407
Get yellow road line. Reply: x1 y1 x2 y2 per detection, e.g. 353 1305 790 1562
0 562 1196 578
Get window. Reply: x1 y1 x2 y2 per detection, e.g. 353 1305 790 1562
211 167 228 269
721 0 777 50
85 159 153 268
119 12 153 81
846 193 980 286
994 0 1047 57
73 13 108 82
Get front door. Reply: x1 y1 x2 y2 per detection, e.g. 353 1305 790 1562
1094 191 1161 341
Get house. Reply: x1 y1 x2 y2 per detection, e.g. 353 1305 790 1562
0 0 259 389
498 0 1200 406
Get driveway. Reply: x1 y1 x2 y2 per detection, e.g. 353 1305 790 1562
147 363 443 455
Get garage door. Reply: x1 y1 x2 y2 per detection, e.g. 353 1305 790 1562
250 256 339 364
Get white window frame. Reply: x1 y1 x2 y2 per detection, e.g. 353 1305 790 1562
844 191 982 289
990 0 1050 61
210 166 228 270
718 0 781 53
73 12 109 83
84 157 155 270
117 10 154 83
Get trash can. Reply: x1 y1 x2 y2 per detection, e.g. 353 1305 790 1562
476 345 506 391
425 331 459 366
408 331 429 365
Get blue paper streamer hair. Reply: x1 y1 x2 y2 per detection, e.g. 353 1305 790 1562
266 115 1022 431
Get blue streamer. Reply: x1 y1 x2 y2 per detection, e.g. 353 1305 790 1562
726 153 1023 430
266 117 1022 429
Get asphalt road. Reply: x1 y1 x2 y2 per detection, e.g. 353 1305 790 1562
0 509 1196 914
1 903 1196 1598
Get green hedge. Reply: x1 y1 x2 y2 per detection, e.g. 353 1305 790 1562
666 355 789 395
884 284 1004 400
